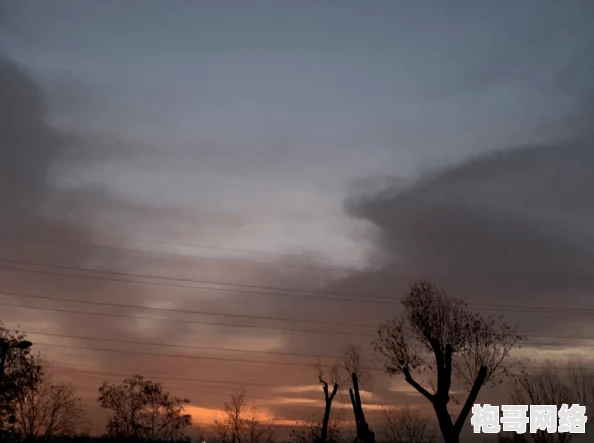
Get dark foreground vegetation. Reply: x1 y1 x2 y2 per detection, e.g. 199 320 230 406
2 279 592 443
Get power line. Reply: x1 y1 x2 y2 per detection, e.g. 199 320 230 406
2 258 594 315
0 302 371 337
30 340 379 370
16 329 594 372
6 291 594 342
46 359 341 392
50 368 380 399
0 260 398 305
6 301 594 346
53 370 594 407
0 220 412 270
22 330 355 360
44 358 594 398
46 364 374 399
47 364 310 389
48 364 594 405
64 383 300 408
5 221 594 283
0 232 400 278
0 290 378 328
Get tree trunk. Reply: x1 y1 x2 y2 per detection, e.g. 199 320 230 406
321 400 331 443
320 380 337 443
349 388 361 434
433 400 458 443
352 373 369 432
349 374 374 443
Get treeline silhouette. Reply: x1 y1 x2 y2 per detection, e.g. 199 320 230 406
1 279 592 443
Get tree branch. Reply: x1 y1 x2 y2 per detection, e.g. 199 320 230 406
403 366 434 403
328 383 338 403
454 365 487 434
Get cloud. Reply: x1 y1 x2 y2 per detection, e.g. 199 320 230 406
0 53 356 428
0 53 60 216
345 142 594 293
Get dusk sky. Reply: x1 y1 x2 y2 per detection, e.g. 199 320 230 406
1 1 594 440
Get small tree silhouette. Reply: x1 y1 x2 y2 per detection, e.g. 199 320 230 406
380 404 436 443
290 413 344 443
211 389 276 443
341 345 374 443
511 360 594 443
315 359 340 443
97 374 191 441
12 356 83 440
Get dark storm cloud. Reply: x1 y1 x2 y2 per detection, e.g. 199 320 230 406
346 142 594 286
0 53 59 216
0 52 117 218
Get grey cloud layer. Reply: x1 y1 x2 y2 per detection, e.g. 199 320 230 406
347 143 594 283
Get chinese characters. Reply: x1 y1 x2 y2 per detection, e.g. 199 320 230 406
471 404 587 434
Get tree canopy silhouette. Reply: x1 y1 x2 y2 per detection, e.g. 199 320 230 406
511 360 593 443
380 404 436 443
97 374 192 441
12 355 83 440
374 279 523 443
0 324 42 433
211 389 276 443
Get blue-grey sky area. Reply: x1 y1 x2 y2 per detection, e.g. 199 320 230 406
1 0 594 439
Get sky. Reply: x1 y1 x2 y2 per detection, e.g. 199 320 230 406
1 0 594 440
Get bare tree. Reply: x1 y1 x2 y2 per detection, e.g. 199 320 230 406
290 413 345 443
380 404 436 443
315 359 340 443
374 279 523 443
341 345 374 443
511 360 593 443
98 375 192 441
566 361 594 420
76 419 93 438
13 357 83 440
211 390 276 443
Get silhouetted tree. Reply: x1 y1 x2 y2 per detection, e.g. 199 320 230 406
315 359 340 443
374 279 523 443
380 404 436 443
76 419 93 439
566 360 594 421
290 413 344 443
0 324 42 434
13 355 83 440
511 360 593 443
211 390 276 443
97 374 192 441
341 345 374 443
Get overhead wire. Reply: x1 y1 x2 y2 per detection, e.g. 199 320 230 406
0 289 379 328
5 220 594 284
0 220 423 270
3 294 594 341
15 330 594 372
2 258 594 314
